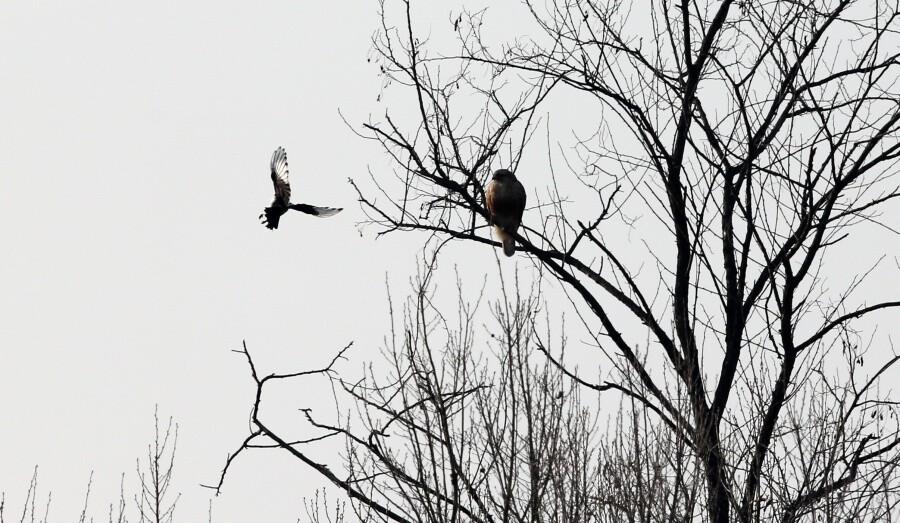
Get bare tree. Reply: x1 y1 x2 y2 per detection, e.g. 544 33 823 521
0 467 54 523
0 410 180 523
218 261 616 521
135 408 179 523
222 1 900 522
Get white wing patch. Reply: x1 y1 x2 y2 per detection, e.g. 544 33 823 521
310 206 342 217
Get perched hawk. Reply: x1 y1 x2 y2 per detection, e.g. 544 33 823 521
259 147 342 229
485 168 527 256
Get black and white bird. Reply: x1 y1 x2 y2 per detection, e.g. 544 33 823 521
259 147 342 229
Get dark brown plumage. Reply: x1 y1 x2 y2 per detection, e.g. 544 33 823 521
485 168 527 256
260 147 342 229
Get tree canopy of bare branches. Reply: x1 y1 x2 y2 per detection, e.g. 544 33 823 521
222 1 900 522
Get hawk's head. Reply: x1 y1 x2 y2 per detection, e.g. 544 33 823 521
492 168 515 180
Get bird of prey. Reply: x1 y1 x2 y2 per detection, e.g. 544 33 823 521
485 168 527 257
259 147 342 229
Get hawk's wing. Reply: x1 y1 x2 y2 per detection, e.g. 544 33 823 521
509 178 527 222
270 147 291 206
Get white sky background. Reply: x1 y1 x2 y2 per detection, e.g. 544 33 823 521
0 2 462 520
1 1 898 522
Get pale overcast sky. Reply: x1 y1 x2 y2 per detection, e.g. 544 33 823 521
1 2 898 522
0 2 473 520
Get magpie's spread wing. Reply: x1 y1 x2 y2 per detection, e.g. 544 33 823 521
270 147 291 206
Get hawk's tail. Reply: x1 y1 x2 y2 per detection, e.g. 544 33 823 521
494 225 516 257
